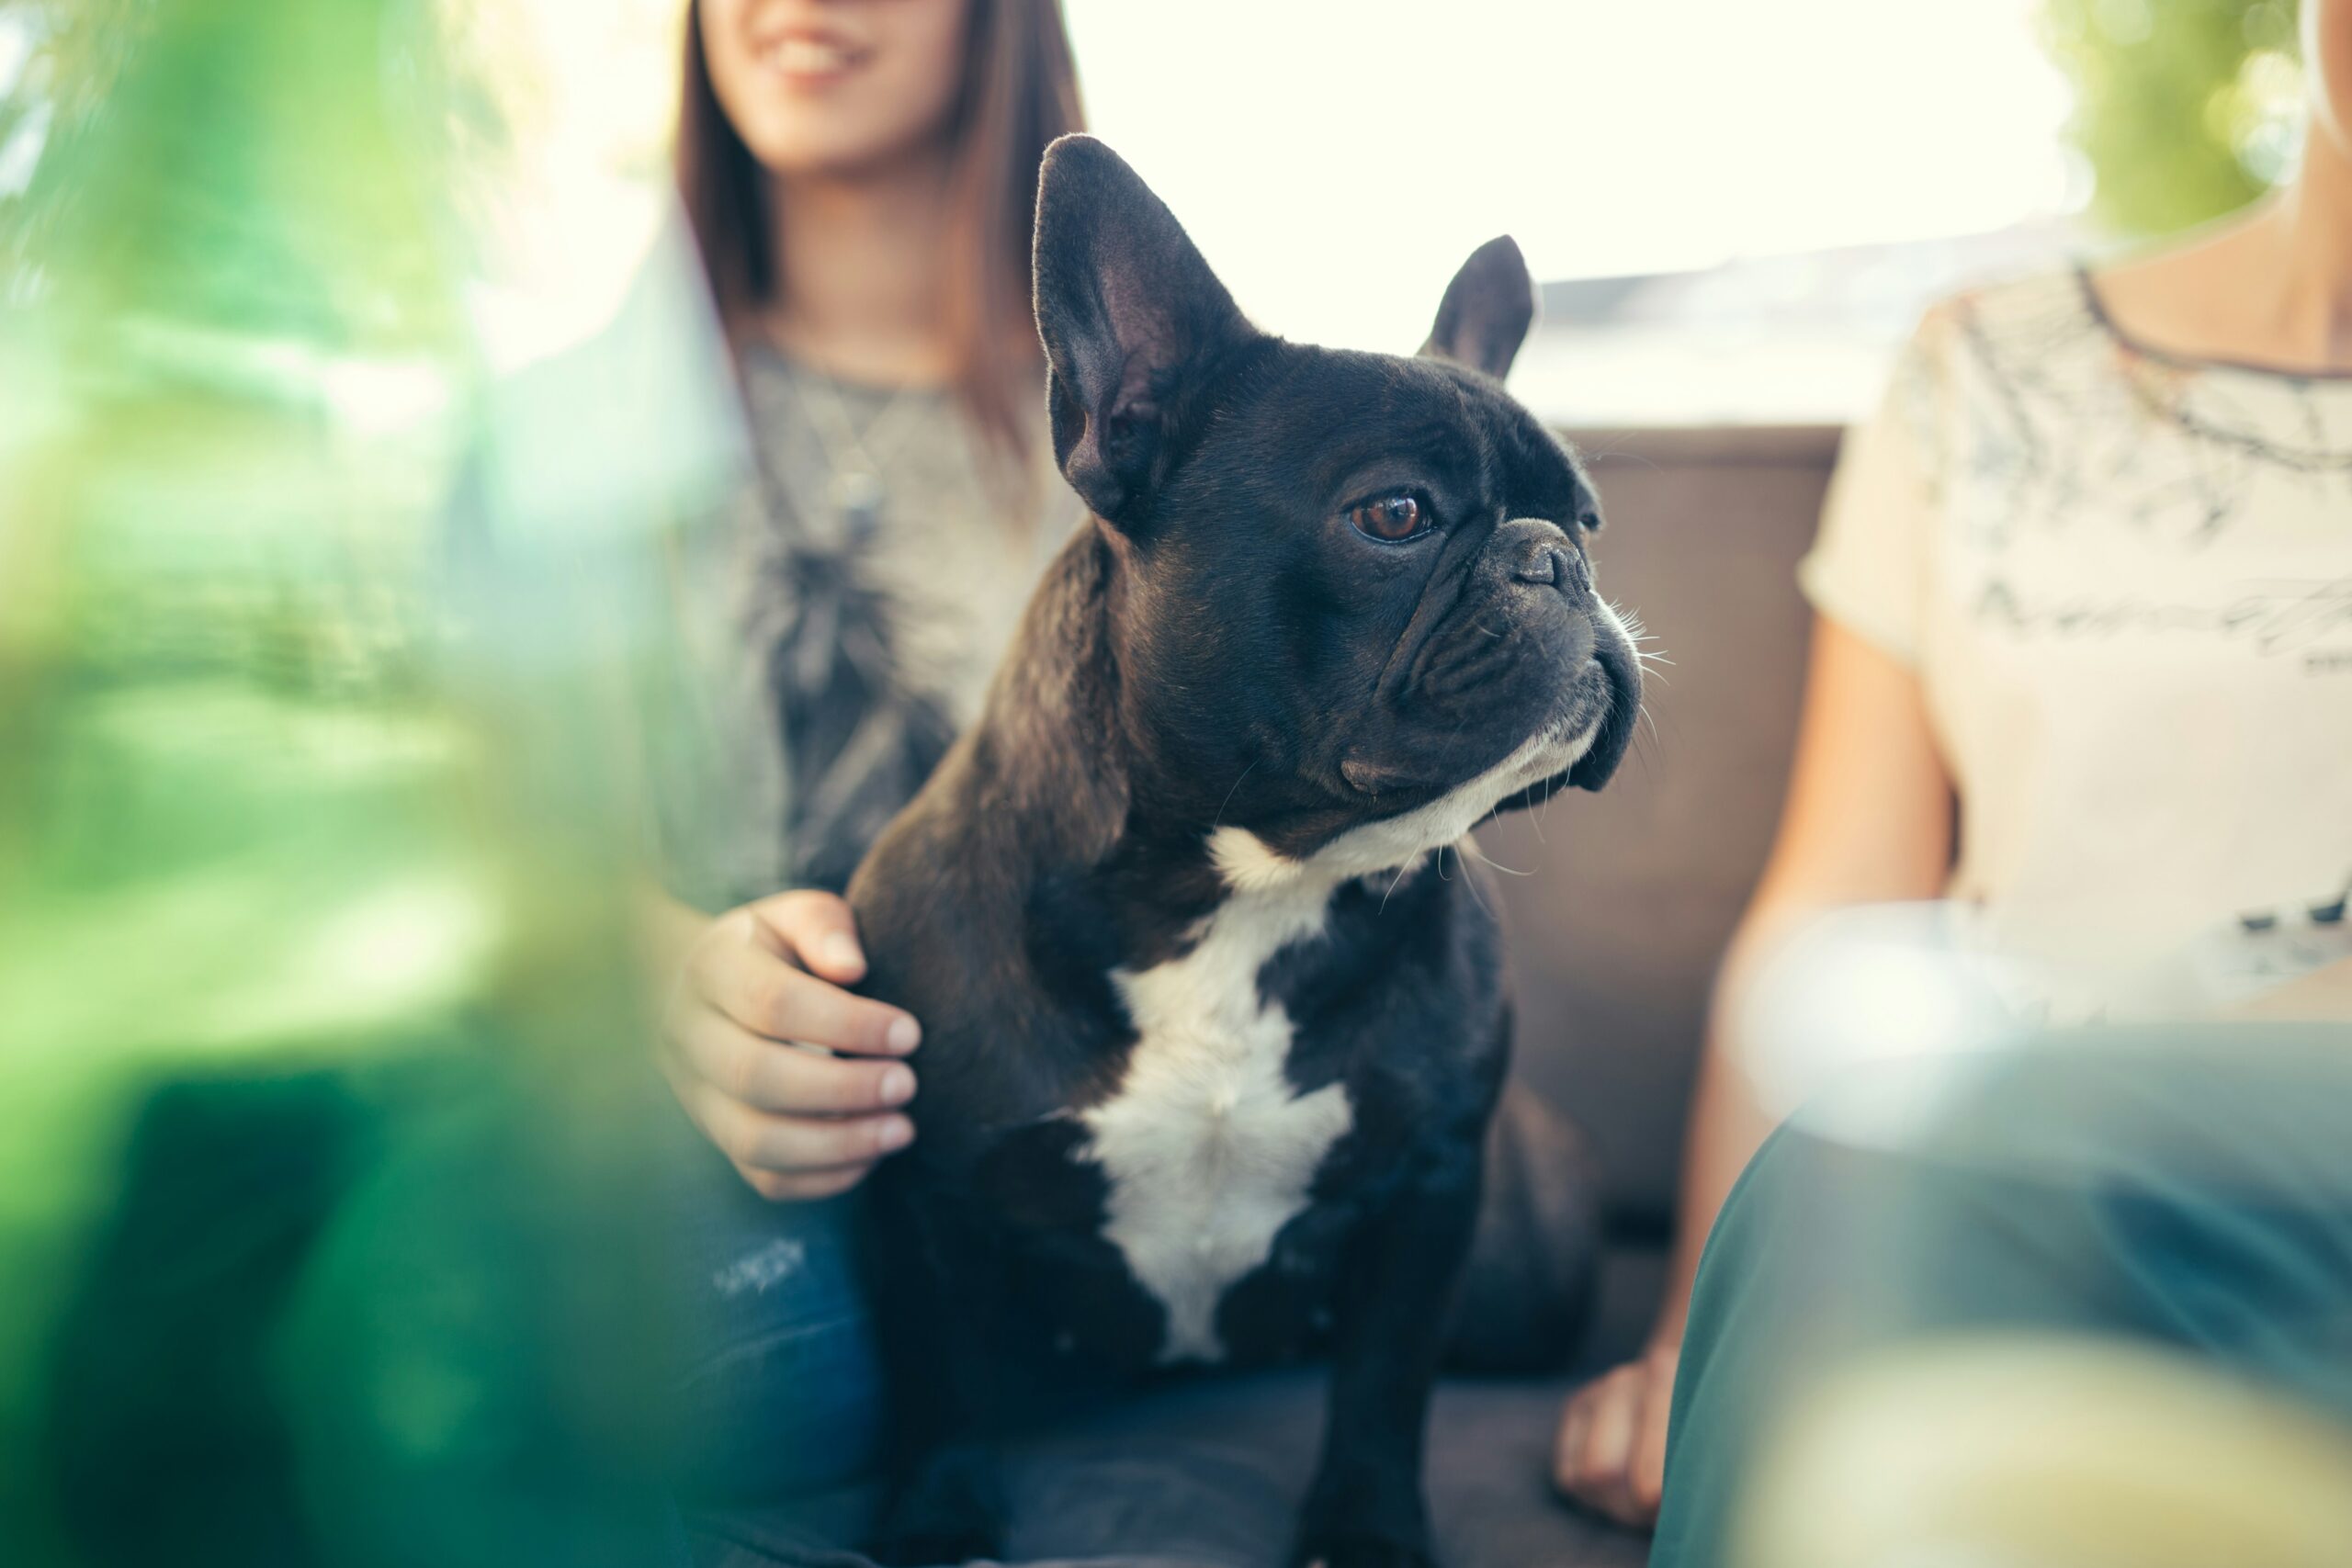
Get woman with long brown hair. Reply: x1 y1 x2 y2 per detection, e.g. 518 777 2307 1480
648 0 1085 1508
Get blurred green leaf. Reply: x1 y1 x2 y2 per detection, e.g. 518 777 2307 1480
2042 0 2307 237
2 1 734 1563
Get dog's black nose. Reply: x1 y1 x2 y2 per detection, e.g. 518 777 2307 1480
1511 543 1563 587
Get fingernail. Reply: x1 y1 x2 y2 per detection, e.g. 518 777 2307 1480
824 935 864 973
876 1116 914 1152
878 1065 915 1105
885 1015 921 1053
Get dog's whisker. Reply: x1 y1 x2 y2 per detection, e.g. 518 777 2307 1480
1457 841 1498 920
1579 432 1658 472
1210 759 1259 832
1461 840 1533 877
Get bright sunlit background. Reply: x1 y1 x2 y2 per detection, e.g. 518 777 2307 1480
357 0 2086 420
9 0 2297 423
1063 0 2075 354
1060 0 2098 422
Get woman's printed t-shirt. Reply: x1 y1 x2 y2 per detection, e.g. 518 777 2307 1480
1803 269 2352 1016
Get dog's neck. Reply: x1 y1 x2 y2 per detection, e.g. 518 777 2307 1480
962 525 1135 862
955 527 1259 939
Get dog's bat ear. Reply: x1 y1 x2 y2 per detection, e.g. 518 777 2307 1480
1419 235 1535 381
1032 134 1256 527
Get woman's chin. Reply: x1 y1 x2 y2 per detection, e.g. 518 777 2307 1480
742 120 948 184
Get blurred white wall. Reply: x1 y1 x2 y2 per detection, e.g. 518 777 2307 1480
1064 0 2076 356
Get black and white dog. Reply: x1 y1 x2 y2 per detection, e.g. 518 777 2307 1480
847 137 1641 1568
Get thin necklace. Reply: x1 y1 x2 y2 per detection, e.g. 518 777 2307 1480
789 361 927 545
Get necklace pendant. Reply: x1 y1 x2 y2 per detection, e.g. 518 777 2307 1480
830 469 884 543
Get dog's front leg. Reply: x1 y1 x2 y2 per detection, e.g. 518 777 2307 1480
1294 1165 1482 1568
864 1183 1011 1567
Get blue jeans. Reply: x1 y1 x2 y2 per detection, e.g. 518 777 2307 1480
662 1108 889 1505
1651 1025 2352 1568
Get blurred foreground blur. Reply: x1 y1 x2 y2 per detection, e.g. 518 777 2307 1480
0 2 734 1562
1744 1335 2352 1568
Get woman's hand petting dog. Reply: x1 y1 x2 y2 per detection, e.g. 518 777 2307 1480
1554 1338 1678 1528
661 890 924 1200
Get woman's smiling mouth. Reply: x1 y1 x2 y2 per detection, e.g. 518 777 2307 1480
762 30 870 85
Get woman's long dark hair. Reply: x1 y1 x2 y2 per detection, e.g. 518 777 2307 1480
675 0 1085 458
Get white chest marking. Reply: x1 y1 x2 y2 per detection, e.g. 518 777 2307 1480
1082 718 1604 1364
1081 863 1354 1364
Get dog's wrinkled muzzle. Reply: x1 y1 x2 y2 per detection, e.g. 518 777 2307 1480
1492 516 1638 794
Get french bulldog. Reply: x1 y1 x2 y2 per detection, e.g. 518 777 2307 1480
847 135 1641 1568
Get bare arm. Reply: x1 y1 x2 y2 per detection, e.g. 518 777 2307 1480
1555 615 1955 1525
1653 615 1956 1340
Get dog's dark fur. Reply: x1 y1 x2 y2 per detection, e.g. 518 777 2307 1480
846 137 1641 1568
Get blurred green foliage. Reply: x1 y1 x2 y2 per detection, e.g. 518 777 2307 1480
2041 0 2308 237
1 1 739 1562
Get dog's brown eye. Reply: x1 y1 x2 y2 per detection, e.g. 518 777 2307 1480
1347 491 1430 542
